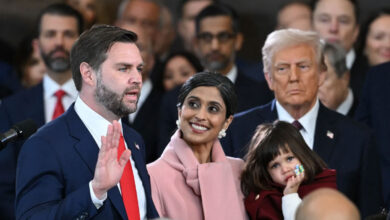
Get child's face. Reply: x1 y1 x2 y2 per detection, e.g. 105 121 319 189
267 150 302 185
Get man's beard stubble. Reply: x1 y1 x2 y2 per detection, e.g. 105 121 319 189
41 47 71 73
202 52 231 72
94 75 140 118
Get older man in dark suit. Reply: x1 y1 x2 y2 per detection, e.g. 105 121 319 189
15 25 158 219
355 61 390 209
221 29 383 218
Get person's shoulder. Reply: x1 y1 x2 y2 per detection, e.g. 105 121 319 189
1 83 42 105
226 156 245 172
234 101 273 120
320 105 372 135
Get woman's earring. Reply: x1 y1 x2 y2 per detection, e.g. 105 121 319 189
176 119 181 130
218 128 226 139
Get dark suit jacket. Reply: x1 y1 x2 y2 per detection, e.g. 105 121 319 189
0 83 45 220
350 55 369 101
123 87 164 163
355 61 390 209
156 70 274 157
222 100 383 217
15 105 158 219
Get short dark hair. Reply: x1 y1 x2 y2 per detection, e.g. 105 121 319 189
195 3 239 35
241 120 328 195
311 0 360 23
177 71 237 118
36 3 84 36
356 8 390 58
70 25 138 91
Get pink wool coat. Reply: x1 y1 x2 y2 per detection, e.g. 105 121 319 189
147 131 248 220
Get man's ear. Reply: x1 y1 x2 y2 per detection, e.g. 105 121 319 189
264 72 274 91
234 32 244 51
80 62 96 87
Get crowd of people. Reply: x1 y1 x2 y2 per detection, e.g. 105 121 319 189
0 0 390 219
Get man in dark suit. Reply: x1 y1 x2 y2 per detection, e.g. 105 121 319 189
221 29 383 218
157 3 273 153
15 25 158 219
0 4 82 219
355 61 390 209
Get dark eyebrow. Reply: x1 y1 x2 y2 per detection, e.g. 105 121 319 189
209 101 223 109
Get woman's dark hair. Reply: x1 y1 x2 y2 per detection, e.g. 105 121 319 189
177 71 237 118
356 8 390 60
156 51 203 91
241 120 327 195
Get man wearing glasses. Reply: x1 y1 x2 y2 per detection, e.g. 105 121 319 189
194 3 273 112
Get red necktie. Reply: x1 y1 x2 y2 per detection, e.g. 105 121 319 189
52 90 66 120
117 134 140 220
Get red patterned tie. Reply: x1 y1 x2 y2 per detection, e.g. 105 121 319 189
292 120 303 131
117 134 140 220
52 90 66 120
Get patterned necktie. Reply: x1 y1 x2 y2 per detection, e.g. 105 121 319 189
292 120 303 131
52 90 66 120
117 134 140 220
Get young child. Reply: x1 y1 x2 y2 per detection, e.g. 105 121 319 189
241 120 337 220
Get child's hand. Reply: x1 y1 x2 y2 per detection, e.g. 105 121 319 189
283 165 305 195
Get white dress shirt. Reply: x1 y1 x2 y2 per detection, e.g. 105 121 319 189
74 96 147 220
226 65 238 83
336 88 354 116
43 74 78 123
346 49 356 70
276 99 320 149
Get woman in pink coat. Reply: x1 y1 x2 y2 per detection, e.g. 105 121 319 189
147 72 247 220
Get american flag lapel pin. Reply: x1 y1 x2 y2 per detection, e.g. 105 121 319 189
134 142 140 150
326 130 334 139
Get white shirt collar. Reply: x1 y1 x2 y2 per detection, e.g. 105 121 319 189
226 65 238 83
346 49 356 69
43 74 78 99
276 99 320 149
74 96 120 147
336 88 354 116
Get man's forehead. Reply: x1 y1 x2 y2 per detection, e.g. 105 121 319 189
40 14 78 30
314 0 355 18
199 16 233 32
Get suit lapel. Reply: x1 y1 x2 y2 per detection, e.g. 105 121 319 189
66 106 127 219
313 104 338 162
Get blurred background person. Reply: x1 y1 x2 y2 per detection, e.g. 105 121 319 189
159 51 203 92
65 0 97 29
311 0 367 101
276 0 312 31
318 42 356 117
0 4 82 219
295 188 360 220
176 0 213 53
148 72 247 220
154 5 176 61
13 33 46 88
356 8 390 67
355 61 390 210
